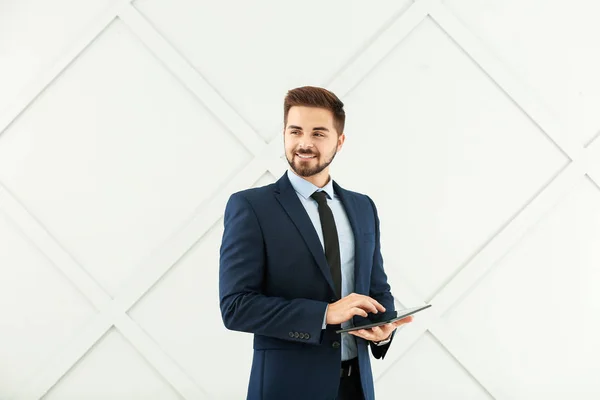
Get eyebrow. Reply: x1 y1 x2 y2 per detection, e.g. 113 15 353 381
288 125 330 132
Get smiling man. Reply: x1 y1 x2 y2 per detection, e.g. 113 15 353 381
219 86 412 400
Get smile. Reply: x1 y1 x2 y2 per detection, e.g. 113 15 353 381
296 153 316 159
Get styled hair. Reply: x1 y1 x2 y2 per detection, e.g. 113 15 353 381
283 86 345 135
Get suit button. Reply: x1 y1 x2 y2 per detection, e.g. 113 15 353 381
299 333 305 339
305 333 310 340
332 341 340 349
289 332 294 338
294 332 299 338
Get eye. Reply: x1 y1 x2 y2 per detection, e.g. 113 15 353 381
291 131 300 135
314 132 324 137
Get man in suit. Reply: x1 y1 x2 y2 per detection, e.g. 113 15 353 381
219 86 413 400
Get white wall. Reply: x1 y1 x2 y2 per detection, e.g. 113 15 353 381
1 0 600 399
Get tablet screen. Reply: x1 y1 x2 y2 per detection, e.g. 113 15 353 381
335 304 431 334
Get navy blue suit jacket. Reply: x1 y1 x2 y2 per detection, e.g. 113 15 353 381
219 172 396 400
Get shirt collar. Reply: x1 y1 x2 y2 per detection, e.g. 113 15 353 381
287 169 335 200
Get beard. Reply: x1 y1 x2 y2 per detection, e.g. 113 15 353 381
286 146 337 177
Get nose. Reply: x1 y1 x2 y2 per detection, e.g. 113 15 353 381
297 142 314 149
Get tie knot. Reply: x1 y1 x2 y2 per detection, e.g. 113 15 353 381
311 191 329 205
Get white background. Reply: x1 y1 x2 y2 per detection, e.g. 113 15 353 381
1 0 600 399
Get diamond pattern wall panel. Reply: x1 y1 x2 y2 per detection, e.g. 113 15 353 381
444 0 600 147
0 210 95 396
334 17 568 302
0 0 114 117
2 0 600 399
0 19 252 297
128 217 252 399
133 0 414 140
377 333 493 400
444 176 600 399
42 328 183 400
129 173 277 399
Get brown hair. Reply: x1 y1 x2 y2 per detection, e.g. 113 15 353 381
283 86 345 135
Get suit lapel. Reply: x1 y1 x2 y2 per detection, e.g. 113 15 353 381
332 180 365 295
274 173 337 295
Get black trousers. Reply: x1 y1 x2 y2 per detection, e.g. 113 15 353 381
336 358 364 400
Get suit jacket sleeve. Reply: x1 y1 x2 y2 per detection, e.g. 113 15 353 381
366 195 397 359
219 192 328 345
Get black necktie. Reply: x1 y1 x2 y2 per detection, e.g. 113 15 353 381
311 191 342 299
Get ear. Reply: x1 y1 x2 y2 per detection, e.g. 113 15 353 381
337 133 346 151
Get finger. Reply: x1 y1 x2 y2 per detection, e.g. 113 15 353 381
393 316 413 327
354 298 385 314
364 297 386 312
351 307 368 318
379 323 396 334
370 326 384 336
375 324 395 337
349 329 375 341
350 328 389 342
373 326 395 341
354 299 378 314
348 294 385 312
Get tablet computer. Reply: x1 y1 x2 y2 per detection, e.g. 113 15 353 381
335 304 431 334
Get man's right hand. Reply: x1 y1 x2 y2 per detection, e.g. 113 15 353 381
326 293 386 325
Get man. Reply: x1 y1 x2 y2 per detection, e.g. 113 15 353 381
219 86 412 400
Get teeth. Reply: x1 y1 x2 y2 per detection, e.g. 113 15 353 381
297 154 315 158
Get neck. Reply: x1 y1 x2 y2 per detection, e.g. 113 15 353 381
290 168 330 188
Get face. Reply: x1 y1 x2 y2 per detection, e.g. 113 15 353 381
284 106 345 183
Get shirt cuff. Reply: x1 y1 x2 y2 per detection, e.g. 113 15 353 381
322 305 328 329
373 335 392 346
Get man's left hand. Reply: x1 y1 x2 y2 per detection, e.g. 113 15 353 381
348 315 413 342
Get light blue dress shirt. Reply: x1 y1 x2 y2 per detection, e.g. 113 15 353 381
286 169 357 361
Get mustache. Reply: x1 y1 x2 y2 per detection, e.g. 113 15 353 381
295 149 318 155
